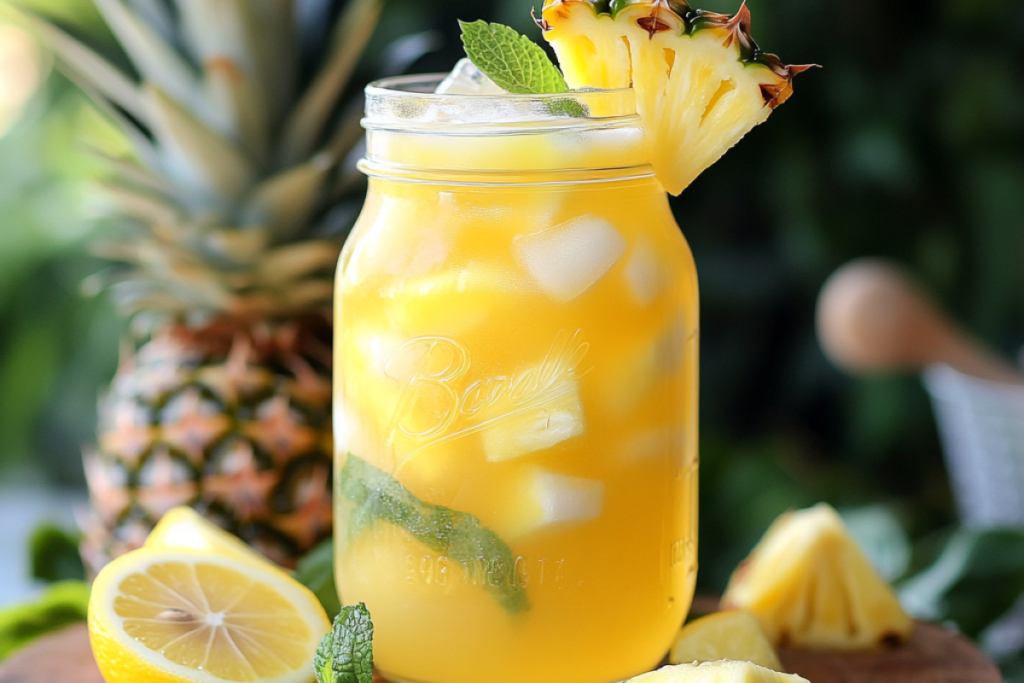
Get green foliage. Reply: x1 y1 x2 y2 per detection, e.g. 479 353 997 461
296 538 342 620
29 524 84 583
0 580 89 662
901 528 1024 639
0 68 125 481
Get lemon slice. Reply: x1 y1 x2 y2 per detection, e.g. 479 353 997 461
88 548 329 683
669 610 782 671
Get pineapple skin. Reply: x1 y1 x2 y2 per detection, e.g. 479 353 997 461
540 0 812 195
81 317 333 573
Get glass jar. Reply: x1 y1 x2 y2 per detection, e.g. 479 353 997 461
333 75 698 683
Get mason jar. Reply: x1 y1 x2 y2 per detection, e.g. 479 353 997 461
333 75 698 683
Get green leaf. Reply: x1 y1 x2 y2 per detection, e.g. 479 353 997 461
337 454 530 615
899 528 1024 638
313 630 335 683
0 581 90 662
295 538 342 620
279 0 383 165
331 603 374 683
29 524 85 583
458 20 567 95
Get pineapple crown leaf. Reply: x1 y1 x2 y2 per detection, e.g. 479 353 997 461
20 0 398 323
143 82 256 203
279 0 384 166
92 0 199 109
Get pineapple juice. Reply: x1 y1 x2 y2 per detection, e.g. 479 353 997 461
334 76 698 683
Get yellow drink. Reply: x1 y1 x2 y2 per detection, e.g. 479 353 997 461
334 77 698 683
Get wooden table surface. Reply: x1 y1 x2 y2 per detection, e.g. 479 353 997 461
0 618 1002 683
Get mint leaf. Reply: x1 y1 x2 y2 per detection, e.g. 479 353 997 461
313 631 335 683
338 454 531 615
314 603 374 683
331 603 375 683
459 20 568 94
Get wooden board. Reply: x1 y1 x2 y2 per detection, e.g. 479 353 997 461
0 619 1001 683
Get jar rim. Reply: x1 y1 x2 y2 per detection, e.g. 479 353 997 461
363 74 639 131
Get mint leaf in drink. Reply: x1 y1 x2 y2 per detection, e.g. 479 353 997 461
338 453 531 615
314 602 375 683
459 19 568 94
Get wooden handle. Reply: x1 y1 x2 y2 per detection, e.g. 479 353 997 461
817 259 1024 384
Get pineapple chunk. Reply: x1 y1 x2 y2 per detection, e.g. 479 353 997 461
722 503 914 650
541 0 811 195
629 661 806 683
669 610 781 671
480 379 586 462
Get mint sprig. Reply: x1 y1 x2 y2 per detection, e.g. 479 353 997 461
313 602 375 683
459 19 568 94
337 453 530 615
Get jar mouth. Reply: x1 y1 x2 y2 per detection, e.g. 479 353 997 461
364 74 639 131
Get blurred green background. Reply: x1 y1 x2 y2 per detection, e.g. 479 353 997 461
1 0 1023 674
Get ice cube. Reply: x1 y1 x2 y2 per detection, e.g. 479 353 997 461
435 58 506 95
533 471 604 526
496 469 605 537
620 427 686 462
481 381 585 462
624 240 664 305
514 216 626 301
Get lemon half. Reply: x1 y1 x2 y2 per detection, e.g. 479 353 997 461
88 548 329 683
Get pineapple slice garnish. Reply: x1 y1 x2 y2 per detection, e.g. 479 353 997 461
629 660 806 683
722 503 914 650
540 0 813 195
670 610 782 671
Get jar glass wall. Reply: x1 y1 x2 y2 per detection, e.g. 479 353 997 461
333 75 698 683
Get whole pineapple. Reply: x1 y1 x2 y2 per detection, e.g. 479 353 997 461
10 0 385 571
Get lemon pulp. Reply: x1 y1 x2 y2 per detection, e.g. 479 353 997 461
90 549 327 683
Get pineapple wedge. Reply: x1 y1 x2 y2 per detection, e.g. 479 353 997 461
541 0 812 195
722 503 914 650
630 661 806 683
670 610 782 671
